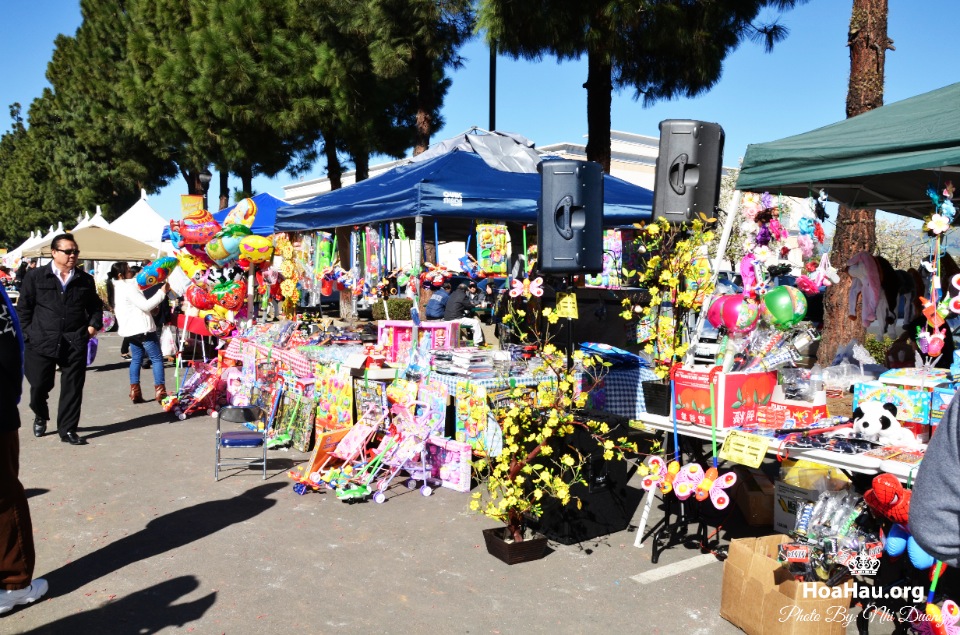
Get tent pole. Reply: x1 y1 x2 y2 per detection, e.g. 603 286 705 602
682 189 741 368
411 215 423 356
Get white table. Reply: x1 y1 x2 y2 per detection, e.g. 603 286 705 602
629 412 922 548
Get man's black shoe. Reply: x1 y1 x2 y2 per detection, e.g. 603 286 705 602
33 417 46 438
60 432 86 445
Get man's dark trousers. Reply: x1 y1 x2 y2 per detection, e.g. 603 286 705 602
25 339 86 438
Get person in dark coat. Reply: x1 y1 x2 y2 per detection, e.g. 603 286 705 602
17 234 103 445
444 282 483 345
0 282 48 613
425 282 452 320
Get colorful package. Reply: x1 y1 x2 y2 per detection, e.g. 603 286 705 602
425 436 473 492
476 224 508 275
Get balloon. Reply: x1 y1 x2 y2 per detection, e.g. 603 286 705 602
169 220 221 246
205 224 251 266
238 235 274 263
185 284 216 310
183 207 214 225
761 285 808 330
183 243 216 266
719 294 760 334
177 252 210 285
213 278 247 311
707 295 732 328
224 198 257 228
202 313 234 337
136 257 178 290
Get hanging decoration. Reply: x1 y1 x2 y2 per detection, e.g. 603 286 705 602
476 223 508 275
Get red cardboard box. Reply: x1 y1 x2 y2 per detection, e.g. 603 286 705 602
768 386 829 427
673 368 778 429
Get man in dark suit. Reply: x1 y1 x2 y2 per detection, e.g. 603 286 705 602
17 234 103 445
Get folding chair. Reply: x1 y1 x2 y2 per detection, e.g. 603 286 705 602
215 405 266 480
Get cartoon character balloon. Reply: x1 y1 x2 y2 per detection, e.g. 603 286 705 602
761 285 808 330
185 284 216 310
169 220 220 247
177 252 210 286
213 278 247 312
136 257 178 290
205 224 251 266
238 235 274 264
719 294 760 334
224 198 257 228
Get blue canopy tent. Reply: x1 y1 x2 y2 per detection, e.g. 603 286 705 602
275 150 653 232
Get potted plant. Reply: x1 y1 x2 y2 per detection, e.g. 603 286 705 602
619 217 716 413
471 296 639 563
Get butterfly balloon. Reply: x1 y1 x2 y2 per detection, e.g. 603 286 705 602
509 277 544 299
671 463 707 500
913 600 960 635
640 457 682 495
693 467 737 510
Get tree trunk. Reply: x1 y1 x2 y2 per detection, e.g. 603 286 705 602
583 49 612 173
818 0 890 365
324 134 342 191
413 47 433 156
218 170 230 210
239 165 253 199
335 149 370 322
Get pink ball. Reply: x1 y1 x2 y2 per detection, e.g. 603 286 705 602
720 294 760 334
707 295 731 328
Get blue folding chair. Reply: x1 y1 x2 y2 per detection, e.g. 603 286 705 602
215 405 266 480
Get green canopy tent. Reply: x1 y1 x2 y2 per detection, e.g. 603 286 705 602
736 83 960 218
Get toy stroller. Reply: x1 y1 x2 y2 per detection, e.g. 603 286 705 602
308 406 384 490
335 401 443 504
164 360 226 420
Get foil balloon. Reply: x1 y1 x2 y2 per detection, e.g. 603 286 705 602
238 235 274 264
136 257 178 290
707 295 733 328
761 285 808 330
224 198 257 228
177 252 210 286
184 283 216 310
719 294 760 334
205 224 251 266
169 220 220 247
183 243 216 266
182 207 214 225
202 312 235 338
213 278 247 312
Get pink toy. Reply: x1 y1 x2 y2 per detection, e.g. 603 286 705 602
720 294 760 334
706 295 731 328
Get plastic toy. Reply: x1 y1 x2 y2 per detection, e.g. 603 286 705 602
864 472 911 525
509 277 543 299
720 294 760 334
850 401 922 447
886 523 937 570
761 285 807 330
913 600 959 635
692 467 737 509
640 457 682 495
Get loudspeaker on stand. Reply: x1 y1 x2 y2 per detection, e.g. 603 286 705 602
538 160 604 273
652 120 725 223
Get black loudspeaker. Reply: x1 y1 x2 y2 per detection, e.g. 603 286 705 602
538 160 604 273
652 120 725 222
532 424 643 545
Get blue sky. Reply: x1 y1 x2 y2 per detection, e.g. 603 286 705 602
1 1 958 222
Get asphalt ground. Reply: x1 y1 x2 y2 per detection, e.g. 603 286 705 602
3 333 880 635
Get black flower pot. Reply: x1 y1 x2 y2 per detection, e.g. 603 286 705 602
482 527 549 565
641 380 671 416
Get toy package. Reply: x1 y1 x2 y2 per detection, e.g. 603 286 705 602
314 365 353 431
354 378 389 422
476 223 508 274
584 230 623 288
454 381 488 451
425 436 472 492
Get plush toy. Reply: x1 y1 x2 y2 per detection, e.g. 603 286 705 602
864 473 912 525
851 401 922 447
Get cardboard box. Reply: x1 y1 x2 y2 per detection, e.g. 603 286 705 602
721 535 853 635
852 381 931 425
672 368 778 429
735 467 775 528
773 481 818 534
768 386 829 427
377 320 460 363
930 386 957 433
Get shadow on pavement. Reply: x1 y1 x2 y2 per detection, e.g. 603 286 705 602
24 488 48 499
91 362 132 373
80 410 172 440
20 576 215 635
43 482 284 597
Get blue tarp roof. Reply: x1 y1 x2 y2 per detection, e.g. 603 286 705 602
275 150 653 231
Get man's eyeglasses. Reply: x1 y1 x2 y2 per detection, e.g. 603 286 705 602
56 249 80 256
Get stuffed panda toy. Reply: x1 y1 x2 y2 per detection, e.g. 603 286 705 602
851 401 922 447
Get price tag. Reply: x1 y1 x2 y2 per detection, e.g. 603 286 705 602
719 431 769 468
555 292 578 319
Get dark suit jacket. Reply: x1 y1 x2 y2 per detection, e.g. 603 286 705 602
17 265 103 358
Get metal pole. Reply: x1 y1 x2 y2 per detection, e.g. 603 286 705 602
489 40 497 132
412 216 423 353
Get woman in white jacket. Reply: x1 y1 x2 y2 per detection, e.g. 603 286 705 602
106 262 171 404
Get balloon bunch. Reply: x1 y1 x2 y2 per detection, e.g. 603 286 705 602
169 197 274 335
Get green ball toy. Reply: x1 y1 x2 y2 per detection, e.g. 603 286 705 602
761 285 807 330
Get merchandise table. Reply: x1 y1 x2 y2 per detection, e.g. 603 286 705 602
594 367 660 419
630 412 920 549
223 338 316 378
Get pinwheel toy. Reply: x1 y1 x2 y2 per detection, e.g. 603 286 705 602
509 277 544 299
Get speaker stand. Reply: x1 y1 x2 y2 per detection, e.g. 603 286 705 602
649 496 714 564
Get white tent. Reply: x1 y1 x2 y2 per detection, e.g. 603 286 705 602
109 190 172 254
72 212 91 231
23 225 159 261
83 207 110 230
2 231 38 267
